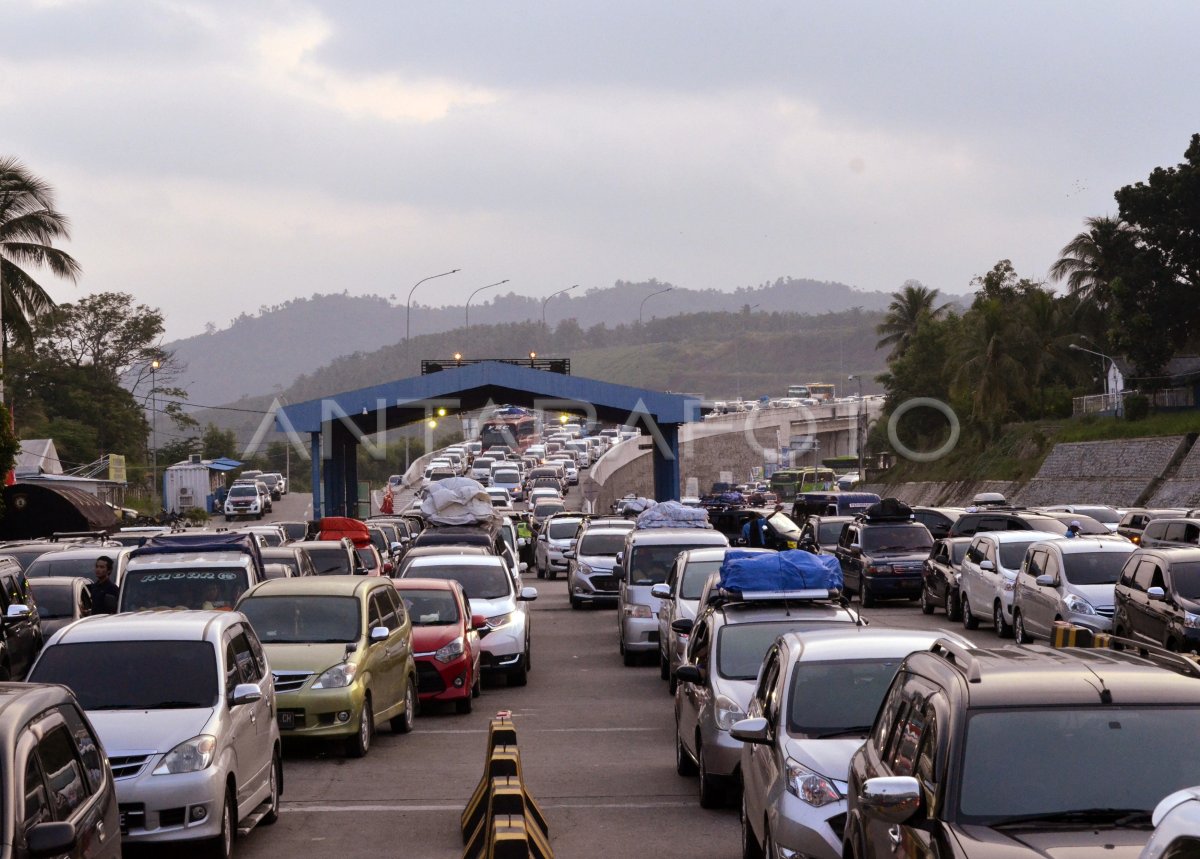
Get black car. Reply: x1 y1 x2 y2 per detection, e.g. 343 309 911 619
949 509 1080 538
798 514 854 554
912 506 965 539
835 509 934 607
844 638 1200 859
0 681 122 858
0 557 43 680
1113 547 1200 651
920 536 972 619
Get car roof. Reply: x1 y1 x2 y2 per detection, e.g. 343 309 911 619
781 626 970 662
627 528 727 545
972 529 1064 544
1035 538 1136 555
29 547 130 561
402 546 490 558
126 551 253 567
580 527 633 538
297 540 349 550
681 547 770 563
241 577 384 598
1137 546 1200 562
391 577 458 592
717 602 855 625
51 610 240 644
405 555 506 568
0 683 80 736
26 576 85 590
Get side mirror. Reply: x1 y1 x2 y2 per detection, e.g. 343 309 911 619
671 618 694 635
563 550 576 560
1035 574 1057 588
674 664 703 685
650 584 671 600
979 560 995 571
615 552 625 566
538 534 548 542
729 717 772 745
6 604 30 619
518 587 538 602
400 536 411 544
389 542 404 553
860 776 921 825
849 544 862 556
230 683 263 707
471 614 489 631
27 822 77 858
1148 586 1166 601
369 625 390 642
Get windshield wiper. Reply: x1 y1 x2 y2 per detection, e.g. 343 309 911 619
811 725 874 739
993 808 1152 828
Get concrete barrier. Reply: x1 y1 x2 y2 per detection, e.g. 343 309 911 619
462 712 552 859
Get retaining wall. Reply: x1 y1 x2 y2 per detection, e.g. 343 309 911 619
1013 436 1190 507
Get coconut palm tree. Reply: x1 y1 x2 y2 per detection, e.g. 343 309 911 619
0 157 80 402
1048 215 1134 310
952 298 1027 433
875 281 951 358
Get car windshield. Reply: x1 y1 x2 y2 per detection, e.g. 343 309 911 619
120 568 249 611
1078 508 1120 524
818 522 845 544
534 503 565 518
787 658 904 737
958 707 1200 824
547 521 580 540
238 595 361 643
396 589 460 625
1062 551 1131 585
680 559 722 600
407 563 511 600
861 525 933 553
305 547 353 575
30 641 218 710
229 486 257 497
495 471 520 483
1170 562 1200 599
1022 517 1070 535
579 533 625 556
262 475 279 486
27 583 75 619
999 540 1040 570
629 544 710 585
25 556 105 582
718 621 823 679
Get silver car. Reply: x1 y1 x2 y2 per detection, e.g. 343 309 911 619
618 528 729 667
734 627 971 859
28 611 280 857
534 514 584 580
1012 538 1136 643
674 592 858 808
566 526 627 609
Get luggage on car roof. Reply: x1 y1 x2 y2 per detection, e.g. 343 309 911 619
863 497 914 522
717 549 843 594
634 500 712 530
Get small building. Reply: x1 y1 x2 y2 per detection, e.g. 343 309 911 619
14 439 63 477
162 455 242 514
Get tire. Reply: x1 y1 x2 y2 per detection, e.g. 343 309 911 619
962 596 979 630
508 655 529 687
919 586 935 615
623 649 638 667
456 693 473 714
993 601 1013 638
675 721 697 776
390 681 416 733
204 786 236 859
536 567 545 580
261 753 281 825
346 695 372 758
697 744 726 809
860 580 876 608
1013 610 1032 644
741 797 765 859
570 595 581 610
946 589 962 622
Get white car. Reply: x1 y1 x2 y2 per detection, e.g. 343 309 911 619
492 469 524 503
528 487 562 506
1143 786 1200 859
486 487 512 508
958 530 1063 636
225 483 266 520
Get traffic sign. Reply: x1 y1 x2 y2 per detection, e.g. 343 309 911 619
581 478 601 502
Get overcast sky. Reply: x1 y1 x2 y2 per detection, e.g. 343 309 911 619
4 0 1198 339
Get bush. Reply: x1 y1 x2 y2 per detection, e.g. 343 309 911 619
1123 394 1151 422
183 507 210 524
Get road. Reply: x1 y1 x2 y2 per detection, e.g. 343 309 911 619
225 487 1002 858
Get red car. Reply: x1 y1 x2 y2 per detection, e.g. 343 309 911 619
392 578 484 713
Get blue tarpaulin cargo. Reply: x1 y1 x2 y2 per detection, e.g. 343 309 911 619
718 549 843 593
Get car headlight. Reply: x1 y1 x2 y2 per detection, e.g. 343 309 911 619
785 758 841 807
1184 611 1200 629
435 636 466 663
577 563 594 576
623 603 653 619
312 661 358 689
1064 594 1097 616
153 735 216 775
486 612 514 629
714 694 745 731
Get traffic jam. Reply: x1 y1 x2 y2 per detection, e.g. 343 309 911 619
1 406 1199 858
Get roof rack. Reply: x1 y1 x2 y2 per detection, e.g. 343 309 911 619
703 585 842 609
930 637 982 683
1051 623 1200 680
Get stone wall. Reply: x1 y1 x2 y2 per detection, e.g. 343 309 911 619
1013 436 1190 507
1148 438 1200 507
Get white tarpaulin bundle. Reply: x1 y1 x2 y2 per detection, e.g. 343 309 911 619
635 500 712 530
420 477 498 526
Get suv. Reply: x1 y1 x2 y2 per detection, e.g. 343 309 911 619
1117 509 1187 544
911 506 965 540
843 639 1200 858
565 526 625 609
224 483 266 521
835 515 934 607
919 536 972 620
29 611 281 855
673 586 860 808
297 539 365 576
0 682 121 859
0 556 43 679
1139 517 1200 549
798 515 854 554
618 528 729 667
957 530 1062 637
534 514 584 580
1012 538 1136 643
1113 547 1200 651
949 508 1076 538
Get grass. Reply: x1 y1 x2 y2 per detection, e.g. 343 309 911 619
1054 411 1200 443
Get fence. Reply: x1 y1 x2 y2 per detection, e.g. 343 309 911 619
1072 387 1195 417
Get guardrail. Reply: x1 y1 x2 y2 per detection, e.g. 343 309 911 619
461 711 553 859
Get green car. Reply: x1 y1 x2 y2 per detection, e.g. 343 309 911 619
237 576 418 757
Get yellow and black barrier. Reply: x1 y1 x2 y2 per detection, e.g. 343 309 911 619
462 712 552 859
1051 621 1113 649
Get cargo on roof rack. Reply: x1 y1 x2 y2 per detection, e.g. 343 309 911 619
858 498 914 522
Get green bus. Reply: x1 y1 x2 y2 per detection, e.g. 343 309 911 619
768 467 838 501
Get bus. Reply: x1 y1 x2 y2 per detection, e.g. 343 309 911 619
479 414 537 453
786 384 810 399
768 467 838 501
807 383 836 402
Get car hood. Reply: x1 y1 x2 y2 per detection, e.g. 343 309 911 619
784 737 865 783
468 595 517 619
1068 583 1117 606
89 707 215 755
411 625 461 652
578 555 615 571
264 641 359 673
951 825 1146 858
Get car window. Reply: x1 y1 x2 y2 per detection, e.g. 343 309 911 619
23 752 51 830
1119 556 1140 589
59 705 105 793
688 616 712 671
224 641 240 695
39 725 89 819
385 587 407 626
890 703 927 777
916 706 938 786
1133 559 1158 591
243 625 268 677
752 647 780 710
230 632 260 684
1026 550 1046 578
371 591 399 631
368 593 385 630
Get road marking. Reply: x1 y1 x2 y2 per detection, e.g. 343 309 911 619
282 800 695 813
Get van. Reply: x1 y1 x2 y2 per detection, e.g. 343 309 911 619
565 440 591 468
118 532 266 613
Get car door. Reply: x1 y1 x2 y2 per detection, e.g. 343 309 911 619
223 630 264 814
382 587 413 706
1143 561 1170 645
1 570 37 677
660 556 684 652
1020 549 1052 637
980 539 1003 611
742 646 783 844
839 525 861 592
365 589 402 715
1129 559 1160 642
677 614 713 759
959 538 986 613
240 623 276 790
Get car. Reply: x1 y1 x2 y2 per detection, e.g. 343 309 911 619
26 577 92 639
0 541 72 571
530 499 567 531
1143 785 1200 859
910 506 965 539
260 473 284 501
237 576 418 757
1117 509 1189 543
392 578 484 713
273 521 310 543
224 483 267 520
1138 517 1200 549
297 539 364 576
1042 504 1121 532
1012 537 1136 643
0 556 44 679
534 514 584 580
950 508 1090 538
527 487 562 506
486 487 512 508
260 546 318 578
834 509 934 607
23 546 132 587
396 545 492 577
618 527 729 666
1113 547 1200 651
411 522 524 583
491 469 524 503
469 457 496 484
398 555 537 686
797 515 854 554
674 586 860 808
29 611 281 856
734 627 972 859
919 536 972 619
565 526 627 609
957 530 1063 636
118 537 266 613
842 638 1200 858
0 681 121 859
355 544 387 576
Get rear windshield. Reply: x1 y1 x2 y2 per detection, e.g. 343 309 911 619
305 547 353 575
30 641 218 710
26 556 104 583
547 521 580 540
579 533 625 556
818 522 845 544
999 540 1040 570
395 589 460 625
27 582 76 619
534 503 565 518
1061 551 1130 585
494 471 520 483
1079 508 1120 524
404 564 511 600
239 595 360 644
629 543 717 585
121 568 249 611
861 525 933 553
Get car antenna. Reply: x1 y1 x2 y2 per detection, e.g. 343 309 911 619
1082 664 1113 705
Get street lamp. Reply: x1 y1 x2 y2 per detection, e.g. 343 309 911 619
1069 342 1121 414
848 374 865 480
542 284 578 328
464 279 509 354
405 269 461 367
150 359 161 509
639 286 673 325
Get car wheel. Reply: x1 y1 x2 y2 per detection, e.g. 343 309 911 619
472 670 482 699
919 586 935 615
962 596 979 630
741 797 765 859
570 595 581 610
860 580 876 608
675 718 697 776
697 743 726 809
261 752 281 825
946 589 962 622
456 691 474 714
347 695 372 758
204 785 236 859
508 658 529 687
391 681 416 733
1013 611 1032 644
993 601 1013 638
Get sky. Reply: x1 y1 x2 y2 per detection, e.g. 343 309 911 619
4 0 1199 340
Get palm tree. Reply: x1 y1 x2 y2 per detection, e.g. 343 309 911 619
952 298 1027 434
0 156 80 402
875 281 951 358
1048 215 1134 310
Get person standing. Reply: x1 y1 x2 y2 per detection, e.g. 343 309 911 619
89 556 120 614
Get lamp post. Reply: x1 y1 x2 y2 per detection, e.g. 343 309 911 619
639 286 673 325
405 269 461 367
150 359 160 508
1069 342 1121 415
464 279 508 354
542 284 578 328
848 374 865 480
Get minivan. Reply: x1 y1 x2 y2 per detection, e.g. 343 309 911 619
1012 538 1135 642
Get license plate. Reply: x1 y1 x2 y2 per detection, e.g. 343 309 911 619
278 711 295 729
119 812 128 836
